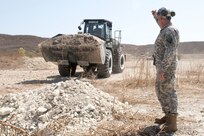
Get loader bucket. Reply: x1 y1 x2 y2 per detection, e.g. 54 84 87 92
38 34 106 65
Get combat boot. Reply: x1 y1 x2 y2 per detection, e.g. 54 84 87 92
161 114 178 132
155 115 167 124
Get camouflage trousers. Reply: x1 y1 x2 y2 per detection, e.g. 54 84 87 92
155 70 178 114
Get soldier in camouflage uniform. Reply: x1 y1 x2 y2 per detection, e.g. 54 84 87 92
151 7 180 132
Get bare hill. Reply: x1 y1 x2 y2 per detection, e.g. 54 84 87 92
0 34 47 56
123 42 204 57
0 34 204 57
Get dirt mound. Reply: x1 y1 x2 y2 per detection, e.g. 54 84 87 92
0 79 129 135
39 34 104 48
20 57 57 70
0 56 57 70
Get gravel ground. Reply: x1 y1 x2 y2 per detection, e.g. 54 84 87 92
0 57 203 136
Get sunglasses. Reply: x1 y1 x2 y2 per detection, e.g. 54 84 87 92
155 17 165 22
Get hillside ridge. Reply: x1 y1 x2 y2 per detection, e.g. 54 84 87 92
0 34 204 56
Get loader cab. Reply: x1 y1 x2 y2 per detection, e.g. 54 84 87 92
79 19 112 41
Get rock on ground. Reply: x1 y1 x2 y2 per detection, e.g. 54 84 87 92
0 79 129 135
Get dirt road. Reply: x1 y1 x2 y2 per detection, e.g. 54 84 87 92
0 57 203 135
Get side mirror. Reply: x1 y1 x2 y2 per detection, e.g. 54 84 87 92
78 26 82 30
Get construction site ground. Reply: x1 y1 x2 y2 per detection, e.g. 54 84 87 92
0 56 203 136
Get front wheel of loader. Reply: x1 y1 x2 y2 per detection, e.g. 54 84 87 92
97 49 113 78
112 51 125 73
58 63 77 77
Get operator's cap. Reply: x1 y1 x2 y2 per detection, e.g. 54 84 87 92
157 7 176 19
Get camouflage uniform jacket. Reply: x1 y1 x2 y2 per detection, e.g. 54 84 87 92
153 23 180 72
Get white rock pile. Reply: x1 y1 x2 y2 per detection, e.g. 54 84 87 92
0 79 129 135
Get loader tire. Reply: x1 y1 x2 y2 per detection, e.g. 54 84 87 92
112 51 125 73
58 63 76 77
97 49 113 78
58 65 70 77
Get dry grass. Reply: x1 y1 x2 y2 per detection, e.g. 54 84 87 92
112 57 204 91
0 120 29 136
122 58 155 89
86 108 160 136
177 59 204 87
0 56 203 135
88 57 204 136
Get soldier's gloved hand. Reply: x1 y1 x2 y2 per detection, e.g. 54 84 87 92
151 10 157 18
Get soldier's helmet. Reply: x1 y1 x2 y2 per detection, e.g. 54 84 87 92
157 7 176 20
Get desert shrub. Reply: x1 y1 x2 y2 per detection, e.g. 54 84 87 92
178 53 182 60
18 48 26 56
26 51 34 58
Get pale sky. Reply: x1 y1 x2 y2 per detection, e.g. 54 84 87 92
1 0 204 45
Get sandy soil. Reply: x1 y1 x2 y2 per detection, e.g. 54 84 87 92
0 57 203 135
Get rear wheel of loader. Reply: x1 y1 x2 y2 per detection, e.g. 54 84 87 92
97 49 113 78
58 65 70 77
58 63 77 77
112 51 125 73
